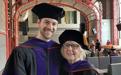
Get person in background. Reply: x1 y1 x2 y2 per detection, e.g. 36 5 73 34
117 50 121 56
95 39 101 57
106 40 112 45
90 40 95 57
110 48 118 56
2 3 65 75
59 30 99 75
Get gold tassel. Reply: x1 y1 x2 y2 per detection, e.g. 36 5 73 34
83 34 88 46
64 10 67 23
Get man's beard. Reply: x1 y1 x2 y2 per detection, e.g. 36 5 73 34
40 28 54 40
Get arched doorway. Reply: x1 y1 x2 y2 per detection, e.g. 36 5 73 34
8 0 102 58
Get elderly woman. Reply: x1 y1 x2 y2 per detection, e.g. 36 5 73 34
59 30 99 75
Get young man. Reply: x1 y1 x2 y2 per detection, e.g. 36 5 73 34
2 3 65 75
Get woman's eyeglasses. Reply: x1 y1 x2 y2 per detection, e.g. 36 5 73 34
63 44 80 50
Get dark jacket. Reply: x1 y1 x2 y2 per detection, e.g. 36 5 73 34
2 38 62 75
96 42 101 51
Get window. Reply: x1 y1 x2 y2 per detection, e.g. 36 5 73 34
118 0 121 38
32 12 38 23
119 0 121 22
66 11 77 24
93 1 103 20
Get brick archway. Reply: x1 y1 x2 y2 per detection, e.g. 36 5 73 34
8 0 101 58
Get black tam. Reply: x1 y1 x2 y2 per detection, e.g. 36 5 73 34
31 3 65 21
110 48 116 51
59 30 89 50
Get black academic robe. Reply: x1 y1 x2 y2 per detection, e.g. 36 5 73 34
2 38 62 75
60 59 100 75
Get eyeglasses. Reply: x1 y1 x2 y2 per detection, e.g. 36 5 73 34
63 44 80 50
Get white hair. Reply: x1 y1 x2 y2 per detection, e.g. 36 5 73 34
79 47 91 60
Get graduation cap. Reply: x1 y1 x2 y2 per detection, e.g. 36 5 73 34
59 30 89 50
31 3 65 21
110 48 116 51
